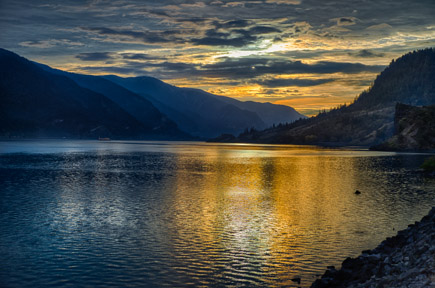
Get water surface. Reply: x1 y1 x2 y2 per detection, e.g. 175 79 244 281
0 140 434 287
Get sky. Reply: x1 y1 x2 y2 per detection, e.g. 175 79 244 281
1 0 435 115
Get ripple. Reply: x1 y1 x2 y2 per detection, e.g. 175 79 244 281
0 142 434 287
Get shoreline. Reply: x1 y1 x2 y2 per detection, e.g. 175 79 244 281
311 207 435 288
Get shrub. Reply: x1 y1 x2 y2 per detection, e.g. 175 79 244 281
421 156 435 172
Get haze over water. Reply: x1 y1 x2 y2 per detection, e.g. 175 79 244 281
0 141 434 287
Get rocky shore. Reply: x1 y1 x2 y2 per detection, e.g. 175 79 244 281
311 207 435 288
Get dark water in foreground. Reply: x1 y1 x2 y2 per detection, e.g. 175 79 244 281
0 140 434 288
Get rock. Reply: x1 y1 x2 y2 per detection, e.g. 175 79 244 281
355 190 361 195
310 207 435 288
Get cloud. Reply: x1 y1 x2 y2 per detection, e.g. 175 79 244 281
255 78 336 87
191 28 258 47
333 17 358 26
366 23 393 30
248 26 281 34
75 51 167 62
72 55 384 82
120 53 166 60
82 27 186 44
82 24 280 47
76 59 198 77
75 52 115 61
265 0 301 4
350 49 386 58
215 19 253 29
19 39 84 48
199 57 385 79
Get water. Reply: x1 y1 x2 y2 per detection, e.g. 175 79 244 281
0 140 434 288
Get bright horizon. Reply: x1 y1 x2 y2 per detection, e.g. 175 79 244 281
1 0 434 115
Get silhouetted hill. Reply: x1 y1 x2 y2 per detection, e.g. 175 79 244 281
36 63 188 139
104 75 304 138
219 48 435 146
353 49 435 109
0 49 185 139
215 96 305 127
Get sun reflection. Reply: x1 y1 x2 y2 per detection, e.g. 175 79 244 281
163 145 369 284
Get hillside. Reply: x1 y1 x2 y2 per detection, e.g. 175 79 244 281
371 103 435 151
216 48 435 146
0 49 185 139
104 75 305 138
36 63 186 139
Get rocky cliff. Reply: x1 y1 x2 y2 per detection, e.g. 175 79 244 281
372 103 435 151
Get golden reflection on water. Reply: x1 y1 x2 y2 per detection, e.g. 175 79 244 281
2 141 434 288
166 145 370 285
25 142 432 287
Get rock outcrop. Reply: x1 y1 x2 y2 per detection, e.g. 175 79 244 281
372 103 435 151
311 207 435 288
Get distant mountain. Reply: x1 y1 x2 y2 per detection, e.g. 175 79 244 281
0 48 186 139
218 48 435 146
104 75 305 138
36 63 186 139
372 103 435 151
214 96 304 128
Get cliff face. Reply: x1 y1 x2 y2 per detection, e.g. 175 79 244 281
218 105 395 146
372 103 435 151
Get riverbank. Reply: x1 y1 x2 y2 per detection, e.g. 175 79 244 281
311 207 435 287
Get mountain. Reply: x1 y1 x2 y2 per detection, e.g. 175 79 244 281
35 63 186 138
104 75 305 138
371 103 435 151
0 48 185 139
217 48 435 146
214 96 304 127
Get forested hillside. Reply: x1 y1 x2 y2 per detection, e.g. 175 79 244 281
215 48 435 146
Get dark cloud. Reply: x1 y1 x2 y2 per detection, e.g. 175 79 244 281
121 53 166 60
248 26 281 34
337 17 356 26
255 78 335 87
176 17 210 24
191 29 258 47
74 56 384 82
79 58 198 75
75 52 115 61
199 58 385 79
351 49 386 58
78 65 141 75
214 19 253 29
82 27 186 44
154 61 196 72
75 52 167 62
83 24 276 47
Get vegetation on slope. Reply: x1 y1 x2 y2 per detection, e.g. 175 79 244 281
215 48 435 146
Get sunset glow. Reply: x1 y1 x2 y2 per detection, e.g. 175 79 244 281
1 0 434 115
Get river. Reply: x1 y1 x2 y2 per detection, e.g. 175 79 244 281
0 140 434 287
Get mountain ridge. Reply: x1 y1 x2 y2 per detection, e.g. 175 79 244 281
1 47 306 140
35 62 186 138
214 48 435 147
104 75 305 138
0 48 186 139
